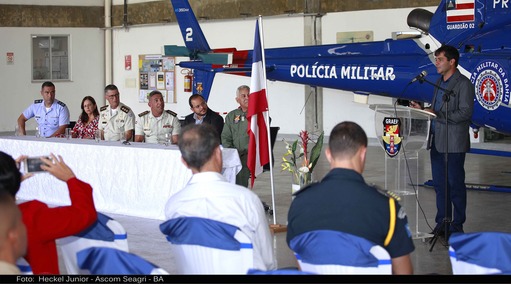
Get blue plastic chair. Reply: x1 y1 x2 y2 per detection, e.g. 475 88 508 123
77 247 168 274
16 257 33 275
57 212 129 274
160 217 254 274
289 230 392 274
247 268 314 275
449 232 511 274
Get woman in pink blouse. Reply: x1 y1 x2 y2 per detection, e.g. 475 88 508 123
72 96 99 139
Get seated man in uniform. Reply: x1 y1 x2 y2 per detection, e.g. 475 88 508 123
286 121 415 274
17 81 70 138
98 84 135 141
221 85 251 187
183 94 224 140
135 90 181 144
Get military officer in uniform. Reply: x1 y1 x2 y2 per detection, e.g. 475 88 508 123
17 81 70 138
221 85 250 188
135 90 181 144
98 84 135 141
287 121 415 274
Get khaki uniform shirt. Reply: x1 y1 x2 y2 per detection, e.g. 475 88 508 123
135 110 181 144
98 103 135 141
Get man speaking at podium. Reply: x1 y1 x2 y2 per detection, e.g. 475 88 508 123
410 45 474 237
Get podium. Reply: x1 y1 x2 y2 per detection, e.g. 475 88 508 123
370 104 436 240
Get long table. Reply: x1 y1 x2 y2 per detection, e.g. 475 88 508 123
0 136 241 220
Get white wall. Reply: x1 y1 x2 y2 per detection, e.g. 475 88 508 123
0 27 104 132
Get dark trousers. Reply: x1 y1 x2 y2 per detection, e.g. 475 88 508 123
430 140 467 231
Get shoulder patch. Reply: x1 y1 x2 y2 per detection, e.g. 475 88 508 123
57 100 66 107
34 99 43 104
100 105 108 111
371 184 401 202
120 106 131 113
138 110 150 117
165 110 177 117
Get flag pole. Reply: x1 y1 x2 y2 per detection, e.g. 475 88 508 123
258 16 286 233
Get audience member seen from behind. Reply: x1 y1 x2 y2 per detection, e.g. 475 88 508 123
0 151 97 274
221 85 251 187
17 81 70 138
135 90 181 144
286 121 415 274
164 124 276 270
72 96 100 139
0 191 27 275
98 84 135 141
183 94 224 140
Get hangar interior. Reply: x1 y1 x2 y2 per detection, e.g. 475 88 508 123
1 0 511 276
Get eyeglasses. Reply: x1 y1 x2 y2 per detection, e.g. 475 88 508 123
107 94 119 99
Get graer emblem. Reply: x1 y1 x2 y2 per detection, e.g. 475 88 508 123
382 117 402 157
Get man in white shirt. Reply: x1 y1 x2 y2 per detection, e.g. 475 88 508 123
135 90 181 144
98 84 135 141
164 124 276 271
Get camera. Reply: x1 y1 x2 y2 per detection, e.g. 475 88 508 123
23 156 50 173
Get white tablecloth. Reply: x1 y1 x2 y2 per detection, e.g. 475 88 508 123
0 136 241 220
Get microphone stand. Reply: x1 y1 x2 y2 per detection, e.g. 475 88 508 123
415 77 454 251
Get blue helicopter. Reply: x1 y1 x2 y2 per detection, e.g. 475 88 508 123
166 0 511 137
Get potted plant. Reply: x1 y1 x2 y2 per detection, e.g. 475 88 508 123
281 130 324 194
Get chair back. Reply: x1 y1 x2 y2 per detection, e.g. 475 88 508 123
57 212 129 274
247 268 314 275
159 216 254 274
449 232 511 274
289 230 392 274
16 257 33 275
77 247 168 274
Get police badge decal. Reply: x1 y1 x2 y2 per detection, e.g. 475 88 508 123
382 117 402 157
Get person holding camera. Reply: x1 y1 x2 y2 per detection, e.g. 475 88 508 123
0 151 97 274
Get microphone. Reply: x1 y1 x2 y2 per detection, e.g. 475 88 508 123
411 70 428 83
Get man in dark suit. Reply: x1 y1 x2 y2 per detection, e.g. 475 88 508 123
183 94 224 139
411 45 474 237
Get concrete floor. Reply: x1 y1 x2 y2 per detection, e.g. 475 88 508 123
51 137 511 276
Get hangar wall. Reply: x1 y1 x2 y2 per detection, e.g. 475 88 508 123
0 0 438 137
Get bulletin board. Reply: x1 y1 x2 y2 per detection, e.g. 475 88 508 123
138 54 176 103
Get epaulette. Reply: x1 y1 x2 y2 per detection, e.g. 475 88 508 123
100 105 108 112
138 110 150 117
371 184 401 202
57 100 66 107
120 106 131 113
165 110 177 117
34 99 43 104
